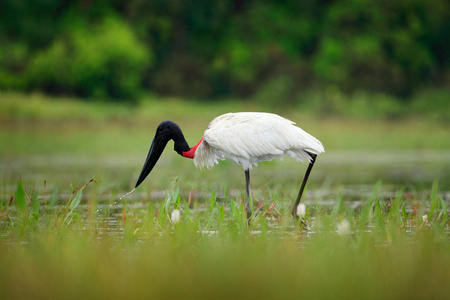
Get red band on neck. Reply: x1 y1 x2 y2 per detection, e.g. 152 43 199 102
182 137 203 159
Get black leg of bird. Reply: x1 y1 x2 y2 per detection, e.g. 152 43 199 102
292 153 317 218
245 169 252 219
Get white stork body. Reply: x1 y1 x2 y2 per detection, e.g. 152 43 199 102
134 112 324 219
194 112 324 171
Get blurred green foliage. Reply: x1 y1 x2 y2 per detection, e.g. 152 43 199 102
0 0 449 101
28 16 150 100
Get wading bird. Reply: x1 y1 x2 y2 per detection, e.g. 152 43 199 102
135 112 324 218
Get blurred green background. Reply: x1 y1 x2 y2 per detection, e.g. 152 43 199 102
1 3 450 299
0 0 449 117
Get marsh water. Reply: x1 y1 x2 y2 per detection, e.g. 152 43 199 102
2 150 449 204
0 149 449 242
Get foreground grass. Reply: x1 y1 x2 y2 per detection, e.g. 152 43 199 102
0 180 449 300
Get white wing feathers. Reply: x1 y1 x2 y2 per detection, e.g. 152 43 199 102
194 112 324 170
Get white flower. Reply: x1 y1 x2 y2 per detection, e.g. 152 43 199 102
337 219 351 236
171 209 180 224
422 214 428 223
297 203 306 218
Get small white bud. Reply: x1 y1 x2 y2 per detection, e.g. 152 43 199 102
422 214 428 223
171 209 180 224
297 203 306 218
337 219 351 236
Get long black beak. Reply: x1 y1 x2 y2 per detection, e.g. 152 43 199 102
135 132 170 188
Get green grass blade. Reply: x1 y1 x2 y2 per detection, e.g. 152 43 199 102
70 189 83 211
14 179 27 213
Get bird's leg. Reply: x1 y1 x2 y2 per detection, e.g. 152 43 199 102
292 153 317 218
245 169 252 220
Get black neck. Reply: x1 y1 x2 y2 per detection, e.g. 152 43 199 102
171 126 191 155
